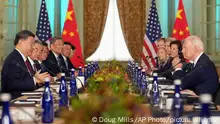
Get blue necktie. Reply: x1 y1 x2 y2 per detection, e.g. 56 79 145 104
40 64 45 73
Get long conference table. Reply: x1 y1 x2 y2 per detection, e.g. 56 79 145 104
3 79 220 124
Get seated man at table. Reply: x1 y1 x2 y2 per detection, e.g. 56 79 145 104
1 30 50 99
173 36 219 95
28 40 44 74
60 42 76 77
156 38 166 48
29 40 53 87
35 41 49 73
43 36 64 78
61 42 76 70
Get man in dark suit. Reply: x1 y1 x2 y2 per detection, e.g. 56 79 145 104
34 41 49 73
173 36 219 95
61 42 76 69
1 30 50 99
60 42 76 76
28 40 44 74
43 36 64 77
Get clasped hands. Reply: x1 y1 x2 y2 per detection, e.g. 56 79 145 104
172 58 183 69
34 70 53 84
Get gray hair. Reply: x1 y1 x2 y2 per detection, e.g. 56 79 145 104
185 36 204 51
50 36 63 45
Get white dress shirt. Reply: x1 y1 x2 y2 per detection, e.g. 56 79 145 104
38 60 42 64
193 52 203 67
62 55 68 69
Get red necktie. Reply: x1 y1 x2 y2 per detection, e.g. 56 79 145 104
25 59 35 76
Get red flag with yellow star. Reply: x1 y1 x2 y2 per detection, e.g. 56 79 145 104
172 0 190 40
62 0 84 68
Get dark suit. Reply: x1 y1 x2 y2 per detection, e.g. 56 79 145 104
43 51 62 77
173 53 219 95
67 58 74 69
58 55 67 70
156 58 172 75
182 62 194 74
34 60 41 71
61 55 74 70
1 49 36 99
34 60 47 73
60 55 75 77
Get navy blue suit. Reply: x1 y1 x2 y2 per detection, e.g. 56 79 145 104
61 55 75 70
60 55 76 77
1 49 36 99
173 53 219 95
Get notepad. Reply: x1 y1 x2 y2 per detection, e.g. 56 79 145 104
27 96 42 102
14 100 35 104
22 92 42 95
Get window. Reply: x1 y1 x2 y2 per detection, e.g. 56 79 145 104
3 0 19 58
201 0 220 54
86 0 133 61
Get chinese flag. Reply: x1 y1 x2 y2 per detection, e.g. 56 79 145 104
62 0 84 68
172 0 190 40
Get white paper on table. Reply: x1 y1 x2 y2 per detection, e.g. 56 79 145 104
21 92 42 95
14 101 35 104
159 85 175 90
27 99 41 102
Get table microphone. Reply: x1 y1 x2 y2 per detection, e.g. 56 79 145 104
48 60 85 90
15 62 45 83
48 60 62 72
40 63 57 76
49 60 71 72
159 59 185 76
14 61 62 94
14 61 34 77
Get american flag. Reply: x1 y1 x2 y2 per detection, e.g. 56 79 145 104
36 0 52 42
141 0 162 69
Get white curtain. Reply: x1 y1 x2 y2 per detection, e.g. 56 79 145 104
86 0 133 61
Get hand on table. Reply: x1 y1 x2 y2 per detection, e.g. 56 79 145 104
172 58 183 69
181 89 198 97
56 73 62 79
34 71 51 84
